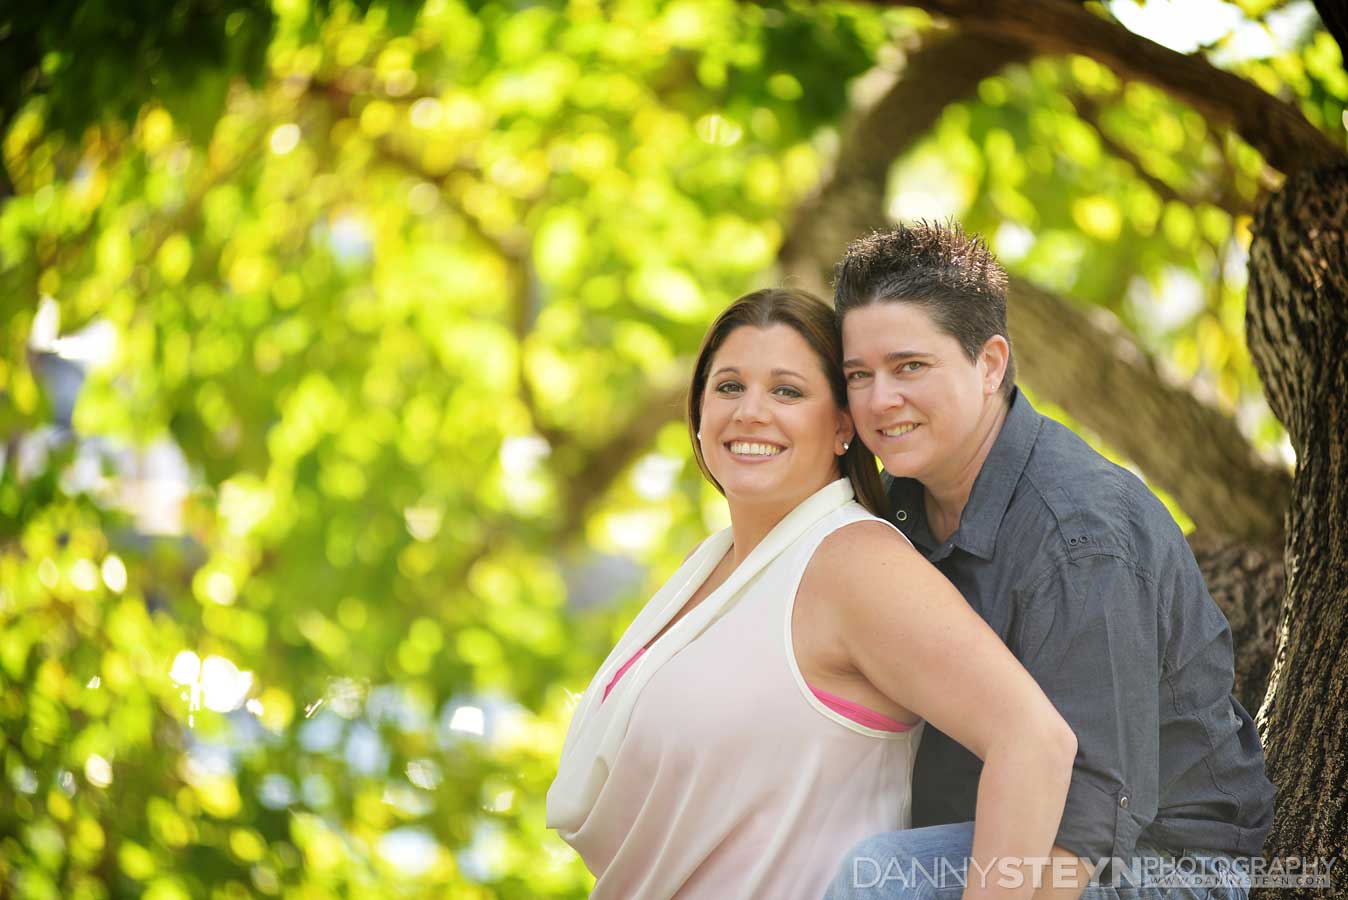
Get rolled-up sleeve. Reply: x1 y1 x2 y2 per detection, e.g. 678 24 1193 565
1012 553 1159 865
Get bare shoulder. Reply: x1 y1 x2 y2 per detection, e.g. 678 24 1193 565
813 518 920 566
802 519 927 600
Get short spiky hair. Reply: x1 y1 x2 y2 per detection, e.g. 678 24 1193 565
833 222 1015 398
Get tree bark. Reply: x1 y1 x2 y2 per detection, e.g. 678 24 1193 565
1246 163 1348 890
1187 531 1284 714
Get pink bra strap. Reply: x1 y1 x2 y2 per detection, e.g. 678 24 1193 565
808 685 914 732
603 646 648 701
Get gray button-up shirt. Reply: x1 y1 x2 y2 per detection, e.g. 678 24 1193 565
891 389 1275 863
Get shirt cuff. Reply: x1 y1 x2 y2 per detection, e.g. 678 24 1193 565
1053 775 1142 866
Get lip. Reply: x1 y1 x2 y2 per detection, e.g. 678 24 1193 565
723 439 787 461
876 423 921 439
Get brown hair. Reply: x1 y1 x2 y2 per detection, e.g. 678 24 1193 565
834 222 1015 399
686 288 889 518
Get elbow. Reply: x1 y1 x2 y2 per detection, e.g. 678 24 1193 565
986 709 1076 778
1049 715 1078 772
1012 708 1077 784
1039 711 1078 787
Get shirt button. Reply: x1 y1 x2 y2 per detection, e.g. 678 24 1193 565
896 510 908 522
1119 795 1129 809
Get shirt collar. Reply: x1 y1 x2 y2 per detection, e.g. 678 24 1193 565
887 388 1043 561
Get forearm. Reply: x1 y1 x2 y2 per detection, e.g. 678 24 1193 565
1031 847 1092 900
962 732 1075 900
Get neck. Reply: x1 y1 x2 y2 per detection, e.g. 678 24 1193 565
923 397 1010 543
725 477 836 564
727 508 780 565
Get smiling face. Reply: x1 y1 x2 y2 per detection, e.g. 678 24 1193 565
698 324 853 512
842 301 1005 489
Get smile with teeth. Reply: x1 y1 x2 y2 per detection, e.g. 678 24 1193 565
728 441 784 457
881 423 919 437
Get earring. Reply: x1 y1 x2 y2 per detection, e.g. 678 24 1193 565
697 432 702 441
843 441 850 451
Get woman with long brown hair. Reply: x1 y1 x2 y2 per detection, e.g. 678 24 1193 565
549 288 1075 899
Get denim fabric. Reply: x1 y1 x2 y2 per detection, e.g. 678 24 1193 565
823 822 1252 900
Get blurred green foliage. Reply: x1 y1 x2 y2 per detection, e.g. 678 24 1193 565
0 0 1339 897
0 0 274 158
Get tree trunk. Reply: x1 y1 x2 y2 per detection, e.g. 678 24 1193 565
1186 531 1284 714
1246 163 1348 893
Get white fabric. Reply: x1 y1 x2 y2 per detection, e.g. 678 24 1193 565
547 478 923 898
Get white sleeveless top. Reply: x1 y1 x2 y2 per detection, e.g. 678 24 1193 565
548 479 922 899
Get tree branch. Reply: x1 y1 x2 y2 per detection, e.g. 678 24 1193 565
781 29 1033 291
1066 93 1254 218
876 0 1344 175
555 374 689 539
307 77 693 534
777 18 1291 545
1007 277 1291 545
314 83 574 451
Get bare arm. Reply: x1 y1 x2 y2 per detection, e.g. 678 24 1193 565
1034 847 1093 900
809 522 1078 900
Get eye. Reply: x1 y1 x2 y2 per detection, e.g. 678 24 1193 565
899 361 925 374
845 370 870 382
714 380 743 394
773 385 803 399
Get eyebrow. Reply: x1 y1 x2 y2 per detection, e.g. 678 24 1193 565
841 350 932 368
709 366 809 379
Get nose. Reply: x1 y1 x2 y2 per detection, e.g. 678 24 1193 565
869 372 905 417
734 386 772 425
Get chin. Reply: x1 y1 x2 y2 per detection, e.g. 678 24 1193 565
721 479 785 501
722 472 802 504
877 454 925 481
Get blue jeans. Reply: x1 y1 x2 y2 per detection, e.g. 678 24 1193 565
824 823 1252 900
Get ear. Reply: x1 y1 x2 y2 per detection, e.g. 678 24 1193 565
835 407 855 456
978 335 1011 396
